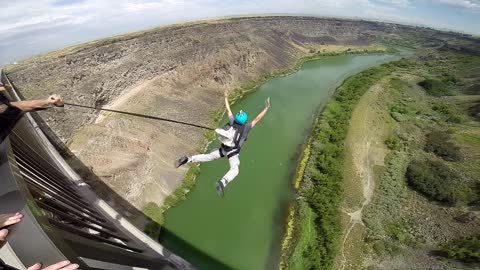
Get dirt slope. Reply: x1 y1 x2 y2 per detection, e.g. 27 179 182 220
340 80 391 270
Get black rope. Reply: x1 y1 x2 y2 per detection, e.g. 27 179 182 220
64 102 215 131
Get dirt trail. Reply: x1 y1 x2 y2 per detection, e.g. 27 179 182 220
340 82 389 270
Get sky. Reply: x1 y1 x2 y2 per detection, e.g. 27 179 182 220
0 0 479 66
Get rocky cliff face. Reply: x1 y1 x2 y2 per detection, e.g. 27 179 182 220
4 16 470 214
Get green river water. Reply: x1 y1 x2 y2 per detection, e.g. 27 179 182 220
160 52 406 270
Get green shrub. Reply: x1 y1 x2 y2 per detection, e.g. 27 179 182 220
385 241 403 256
142 202 164 224
386 222 417 247
424 131 463 161
446 115 464 124
385 135 402 150
390 104 411 122
393 58 413 68
144 221 162 240
391 112 408 122
432 102 453 115
441 74 459 85
390 77 409 91
442 236 480 263
373 241 386 256
405 159 474 204
431 102 465 123
390 104 409 114
418 78 452 96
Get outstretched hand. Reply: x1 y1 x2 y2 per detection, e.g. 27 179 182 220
265 97 270 109
224 90 229 98
48 95 64 107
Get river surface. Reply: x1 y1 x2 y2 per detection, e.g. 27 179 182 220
160 52 407 270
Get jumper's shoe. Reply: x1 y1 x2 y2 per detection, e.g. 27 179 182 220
215 181 225 198
175 156 188 168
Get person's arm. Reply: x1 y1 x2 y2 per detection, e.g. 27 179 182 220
224 91 233 119
251 97 270 128
10 95 64 112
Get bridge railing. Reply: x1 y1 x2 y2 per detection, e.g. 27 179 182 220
0 70 192 270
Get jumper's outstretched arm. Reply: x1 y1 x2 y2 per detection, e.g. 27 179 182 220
251 97 270 128
224 90 233 118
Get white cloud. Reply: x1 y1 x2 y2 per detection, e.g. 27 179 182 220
0 14 91 34
431 0 480 11
376 0 411 7
0 0 92 35
122 0 187 13
0 0 341 36
0 0 478 65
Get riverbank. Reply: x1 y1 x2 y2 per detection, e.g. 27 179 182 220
281 60 404 269
142 45 389 227
308 48 480 270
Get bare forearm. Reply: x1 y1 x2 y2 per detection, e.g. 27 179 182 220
255 107 268 122
252 107 269 127
224 96 233 117
11 99 52 112
251 97 270 127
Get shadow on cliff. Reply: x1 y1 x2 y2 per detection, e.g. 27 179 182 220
159 227 235 270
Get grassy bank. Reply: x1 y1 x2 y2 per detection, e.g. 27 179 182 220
279 141 312 270
283 60 404 269
359 49 480 269
142 45 388 236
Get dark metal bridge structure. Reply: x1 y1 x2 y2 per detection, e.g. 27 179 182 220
0 70 193 270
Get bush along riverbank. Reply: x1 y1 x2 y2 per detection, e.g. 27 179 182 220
142 45 388 237
282 60 403 269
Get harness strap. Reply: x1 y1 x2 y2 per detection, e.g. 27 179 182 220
233 123 246 149
219 145 240 158
227 149 240 158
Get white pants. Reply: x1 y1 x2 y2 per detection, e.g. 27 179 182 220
189 148 240 187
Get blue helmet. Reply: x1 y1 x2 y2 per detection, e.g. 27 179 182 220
234 110 248 125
